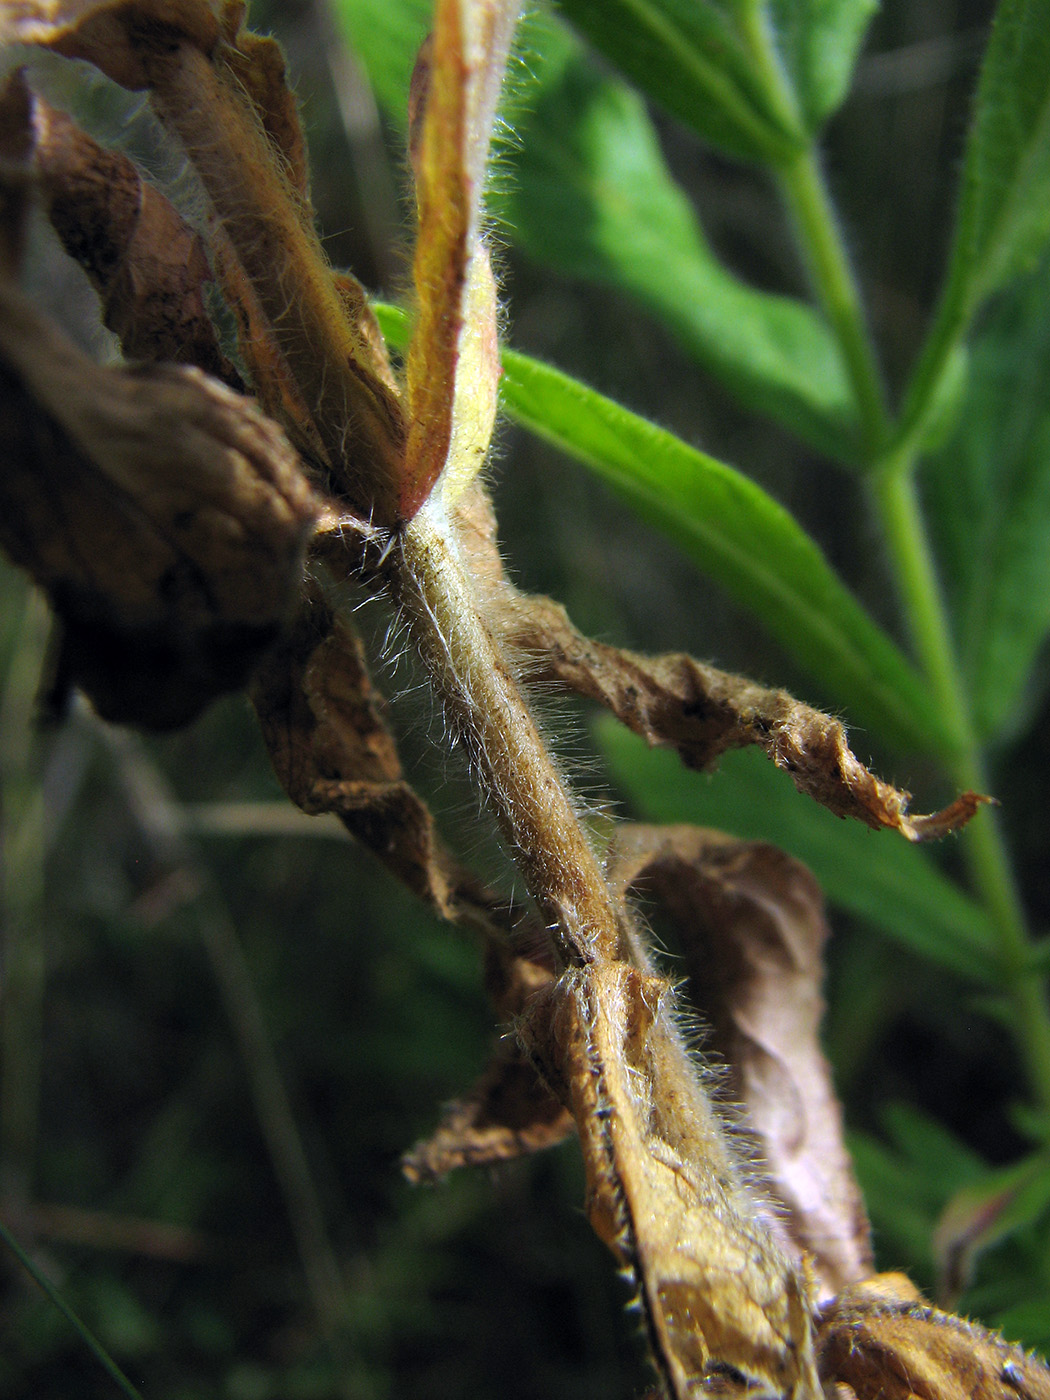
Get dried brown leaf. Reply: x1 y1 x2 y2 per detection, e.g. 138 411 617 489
520 959 823 1399
817 1275 1050 1399
401 0 515 516
5 0 407 517
402 1044 574 1182
606 824 872 1302
0 72 239 381
0 280 317 727
0 0 229 91
402 914 574 1180
498 590 985 841
250 583 531 947
250 585 458 910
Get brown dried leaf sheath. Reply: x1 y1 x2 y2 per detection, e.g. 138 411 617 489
606 825 872 1302
403 2 511 514
520 961 823 1399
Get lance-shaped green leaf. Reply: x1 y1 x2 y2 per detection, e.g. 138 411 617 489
902 0 1050 439
925 257 1050 745
506 16 858 460
377 300 949 753
599 727 1000 984
555 0 804 165
767 0 878 131
957 0 1050 304
401 0 517 518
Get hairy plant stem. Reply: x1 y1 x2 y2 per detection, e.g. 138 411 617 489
776 150 889 457
396 496 633 970
777 131 1050 1116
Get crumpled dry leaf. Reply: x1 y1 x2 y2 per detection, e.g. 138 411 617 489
816 1274 1050 1399
0 280 317 727
251 583 525 942
0 71 240 382
4 0 407 516
606 824 872 1303
402 1040 573 1182
496 588 985 842
251 584 461 912
401 0 516 516
403 916 574 1180
520 959 823 1399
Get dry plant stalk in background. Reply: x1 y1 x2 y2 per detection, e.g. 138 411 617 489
0 1 1045 1396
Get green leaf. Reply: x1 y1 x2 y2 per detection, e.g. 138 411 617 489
768 0 879 131
935 1150 1050 1300
598 725 999 981
554 0 805 166
488 338 950 754
506 16 859 460
925 257 1050 744
848 1106 987 1283
329 0 431 123
902 0 1050 434
957 0 1050 305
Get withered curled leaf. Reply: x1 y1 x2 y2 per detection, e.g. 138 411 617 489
0 71 239 381
606 824 872 1302
251 584 532 946
817 1274 1050 1400
402 1043 574 1183
3 0 406 517
403 918 573 1181
0 280 317 728
496 590 986 841
519 959 823 1399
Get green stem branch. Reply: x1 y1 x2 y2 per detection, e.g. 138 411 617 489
774 125 1050 1116
776 149 889 457
873 466 1050 1114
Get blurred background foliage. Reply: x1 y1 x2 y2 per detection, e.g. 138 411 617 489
5 0 1050 1395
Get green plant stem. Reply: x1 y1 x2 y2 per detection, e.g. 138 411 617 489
0 1217 145 1400
776 149 889 456
737 12 888 456
873 465 1050 1114
773 124 1050 1117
